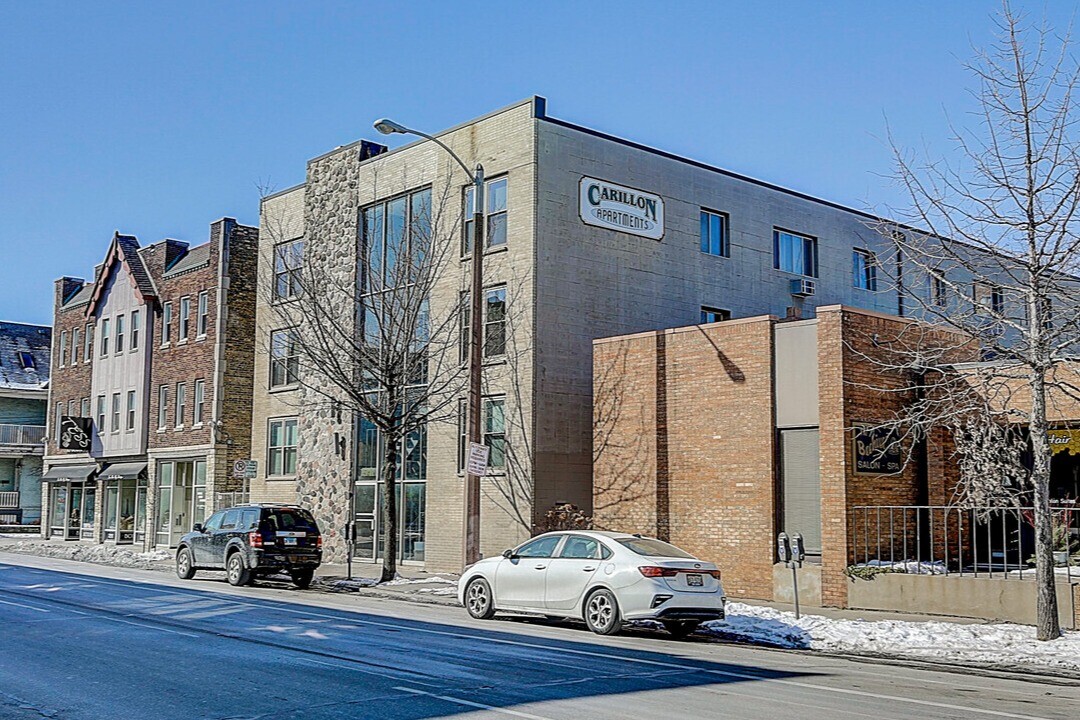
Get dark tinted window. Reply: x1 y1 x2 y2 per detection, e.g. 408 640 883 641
241 509 259 530
262 508 318 532
203 512 224 532
220 510 241 530
616 537 695 559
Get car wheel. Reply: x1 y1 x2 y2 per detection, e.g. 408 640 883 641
290 569 315 589
663 620 699 639
175 548 196 580
464 577 496 619
584 588 622 635
226 552 251 586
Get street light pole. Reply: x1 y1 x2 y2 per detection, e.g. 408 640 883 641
373 118 485 566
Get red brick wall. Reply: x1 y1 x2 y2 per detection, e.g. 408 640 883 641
47 278 93 455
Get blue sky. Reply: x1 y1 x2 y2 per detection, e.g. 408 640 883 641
1 1 1075 325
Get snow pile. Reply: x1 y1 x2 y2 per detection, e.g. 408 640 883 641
0 539 173 571
318 574 458 594
705 602 1080 672
383 575 457 586
854 560 948 575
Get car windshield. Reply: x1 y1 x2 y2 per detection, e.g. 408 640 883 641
616 537 695 559
262 508 318 532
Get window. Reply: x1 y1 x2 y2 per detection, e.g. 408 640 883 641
83 323 93 362
193 379 205 426
773 229 817 277
268 418 298 476
179 297 191 341
360 187 431 292
700 307 731 324
197 291 208 337
929 272 948 307
483 287 506 358
852 249 878 291
974 282 1005 316
111 393 121 433
68 399 75 418
175 382 186 428
157 385 168 429
115 314 125 354
457 398 468 473
484 397 506 470
515 535 562 559
54 403 62 444
273 240 304 300
560 535 602 560
71 328 79 365
161 302 173 345
464 177 508 253
96 395 106 431
459 292 471 364
59 331 68 367
100 318 110 357
616 537 695 559
126 391 136 432
80 397 90 418
130 310 140 350
270 329 299 388
220 509 240 531
700 210 729 257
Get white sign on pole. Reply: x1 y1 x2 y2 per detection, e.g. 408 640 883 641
233 459 258 479
466 442 490 477
579 176 665 240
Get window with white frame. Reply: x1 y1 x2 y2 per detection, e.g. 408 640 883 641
483 287 506 358
115 314 125 354
130 309 140 350
193 379 205 426
54 403 62 444
268 418 298 476
80 397 90 418
59 331 68 367
96 395 106 432
773 229 818 277
175 382 186 428
111 393 121 433
464 177 508 253
852 249 878 291
700 210 729 257
270 329 299 388
161 302 173 345
197 291 208 337
157 385 168 429
71 328 79 365
126 391 136 432
100 318 110 357
484 397 506 470
179 297 191 341
84 323 93 362
273 240 304 300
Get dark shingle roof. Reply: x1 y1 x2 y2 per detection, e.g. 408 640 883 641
116 235 158 297
0 321 51 390
61 283 94 309
163 242 211 277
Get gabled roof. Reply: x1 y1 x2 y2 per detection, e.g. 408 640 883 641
0 321 51 391
85 232 158 317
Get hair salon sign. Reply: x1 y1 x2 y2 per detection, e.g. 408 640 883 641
579 177 664 240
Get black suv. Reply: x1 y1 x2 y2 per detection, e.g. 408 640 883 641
175 504 322 588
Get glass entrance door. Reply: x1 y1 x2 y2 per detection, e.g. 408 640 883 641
353 482 376 560
50 485 68 538
156 459 209 547
68 486 83 540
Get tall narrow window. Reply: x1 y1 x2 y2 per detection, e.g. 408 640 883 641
96 395 106 431
270 329 299 388
71 328 80 365
126 391 136 431
55 403 63 444
162 302 173 345
111 393 121 433
179 297 191 341
459 292 470 365
67 399 75 418
852 249 878 291
457 398 467 473
115 314 125 354
974 282 1005 316
80 397 90 418
130 309 140 350
700 210 729 257
59 331 68 367
464 177 508 253
157 385 168 429
193 379 205 425
929 272 948 307
100 318 110 357
273 240 305 300
484 397 506 470
175 382 186 428
483 287 507 358
84 323 93 362
773 229 818 277
268 418 298 476
197 291 208 337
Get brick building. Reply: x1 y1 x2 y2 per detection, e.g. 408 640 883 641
42 219 258 548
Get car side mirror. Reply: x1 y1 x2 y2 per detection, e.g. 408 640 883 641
502 549 517 560
193 523 204 533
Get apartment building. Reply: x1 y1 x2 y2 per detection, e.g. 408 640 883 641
0 321 50 528
42 219 258 547
251 96 958 572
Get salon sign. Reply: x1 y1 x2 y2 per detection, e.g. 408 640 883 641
579 177 664 240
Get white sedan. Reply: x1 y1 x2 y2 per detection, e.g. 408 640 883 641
458 531 725 637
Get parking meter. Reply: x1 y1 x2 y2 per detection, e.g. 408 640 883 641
777 532 791 564
790 533 805 567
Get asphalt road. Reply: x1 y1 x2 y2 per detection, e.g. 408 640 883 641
1 553 1078 720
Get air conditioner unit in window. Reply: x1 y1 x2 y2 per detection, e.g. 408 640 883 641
790 278 816 297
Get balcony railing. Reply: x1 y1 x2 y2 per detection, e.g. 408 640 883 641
0 424 46 447
0 491 18 508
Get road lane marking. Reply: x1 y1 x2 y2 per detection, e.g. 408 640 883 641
105 616 200 638
395 686 558 720
0 597 49 613
301 659 441 687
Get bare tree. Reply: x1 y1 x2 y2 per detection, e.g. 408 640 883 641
260 177 467 582
870 3 1080 640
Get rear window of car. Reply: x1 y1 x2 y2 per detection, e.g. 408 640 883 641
262 508 319 532
616 537 695 559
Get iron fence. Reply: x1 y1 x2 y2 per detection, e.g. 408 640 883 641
850 504 1080 581
0 424 46 446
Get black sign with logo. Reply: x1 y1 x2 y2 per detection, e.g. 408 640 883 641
59 416 92 451
853 425 902 474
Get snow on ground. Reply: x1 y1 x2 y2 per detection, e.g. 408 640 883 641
0 539 172 571
705 602 1080 672
853 559 948 575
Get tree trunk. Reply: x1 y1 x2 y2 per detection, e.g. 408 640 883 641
380 430 399 583
1029 366 1062 641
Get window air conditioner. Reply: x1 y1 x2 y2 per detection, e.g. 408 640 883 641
790 278 816 297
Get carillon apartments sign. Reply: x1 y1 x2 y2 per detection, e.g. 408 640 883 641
579 177 665 240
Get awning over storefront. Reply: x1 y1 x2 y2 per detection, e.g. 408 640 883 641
100 462 147 481
41 464 97 483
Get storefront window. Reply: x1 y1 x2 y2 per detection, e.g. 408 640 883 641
50 486 67 536
105 484 119 540
135 478 147 543
119 480 136 543
193 460 207 528
82 485 96 539
156 462 173 547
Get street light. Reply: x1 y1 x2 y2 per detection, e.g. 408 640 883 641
374 118 486 566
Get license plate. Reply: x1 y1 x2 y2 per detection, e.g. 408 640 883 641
686 573 703 586
283 537 297 546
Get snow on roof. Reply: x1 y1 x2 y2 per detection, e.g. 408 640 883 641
0 320 51 390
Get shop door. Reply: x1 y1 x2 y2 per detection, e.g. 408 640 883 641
353 482 376 561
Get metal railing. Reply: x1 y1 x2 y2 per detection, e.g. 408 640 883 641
0 424 46 447
850 504 1080 582
0 491 19 508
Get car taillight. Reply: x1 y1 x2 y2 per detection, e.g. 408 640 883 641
316 535 323 551
248 531 263 548
638 566 679 578
706 570 722 580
